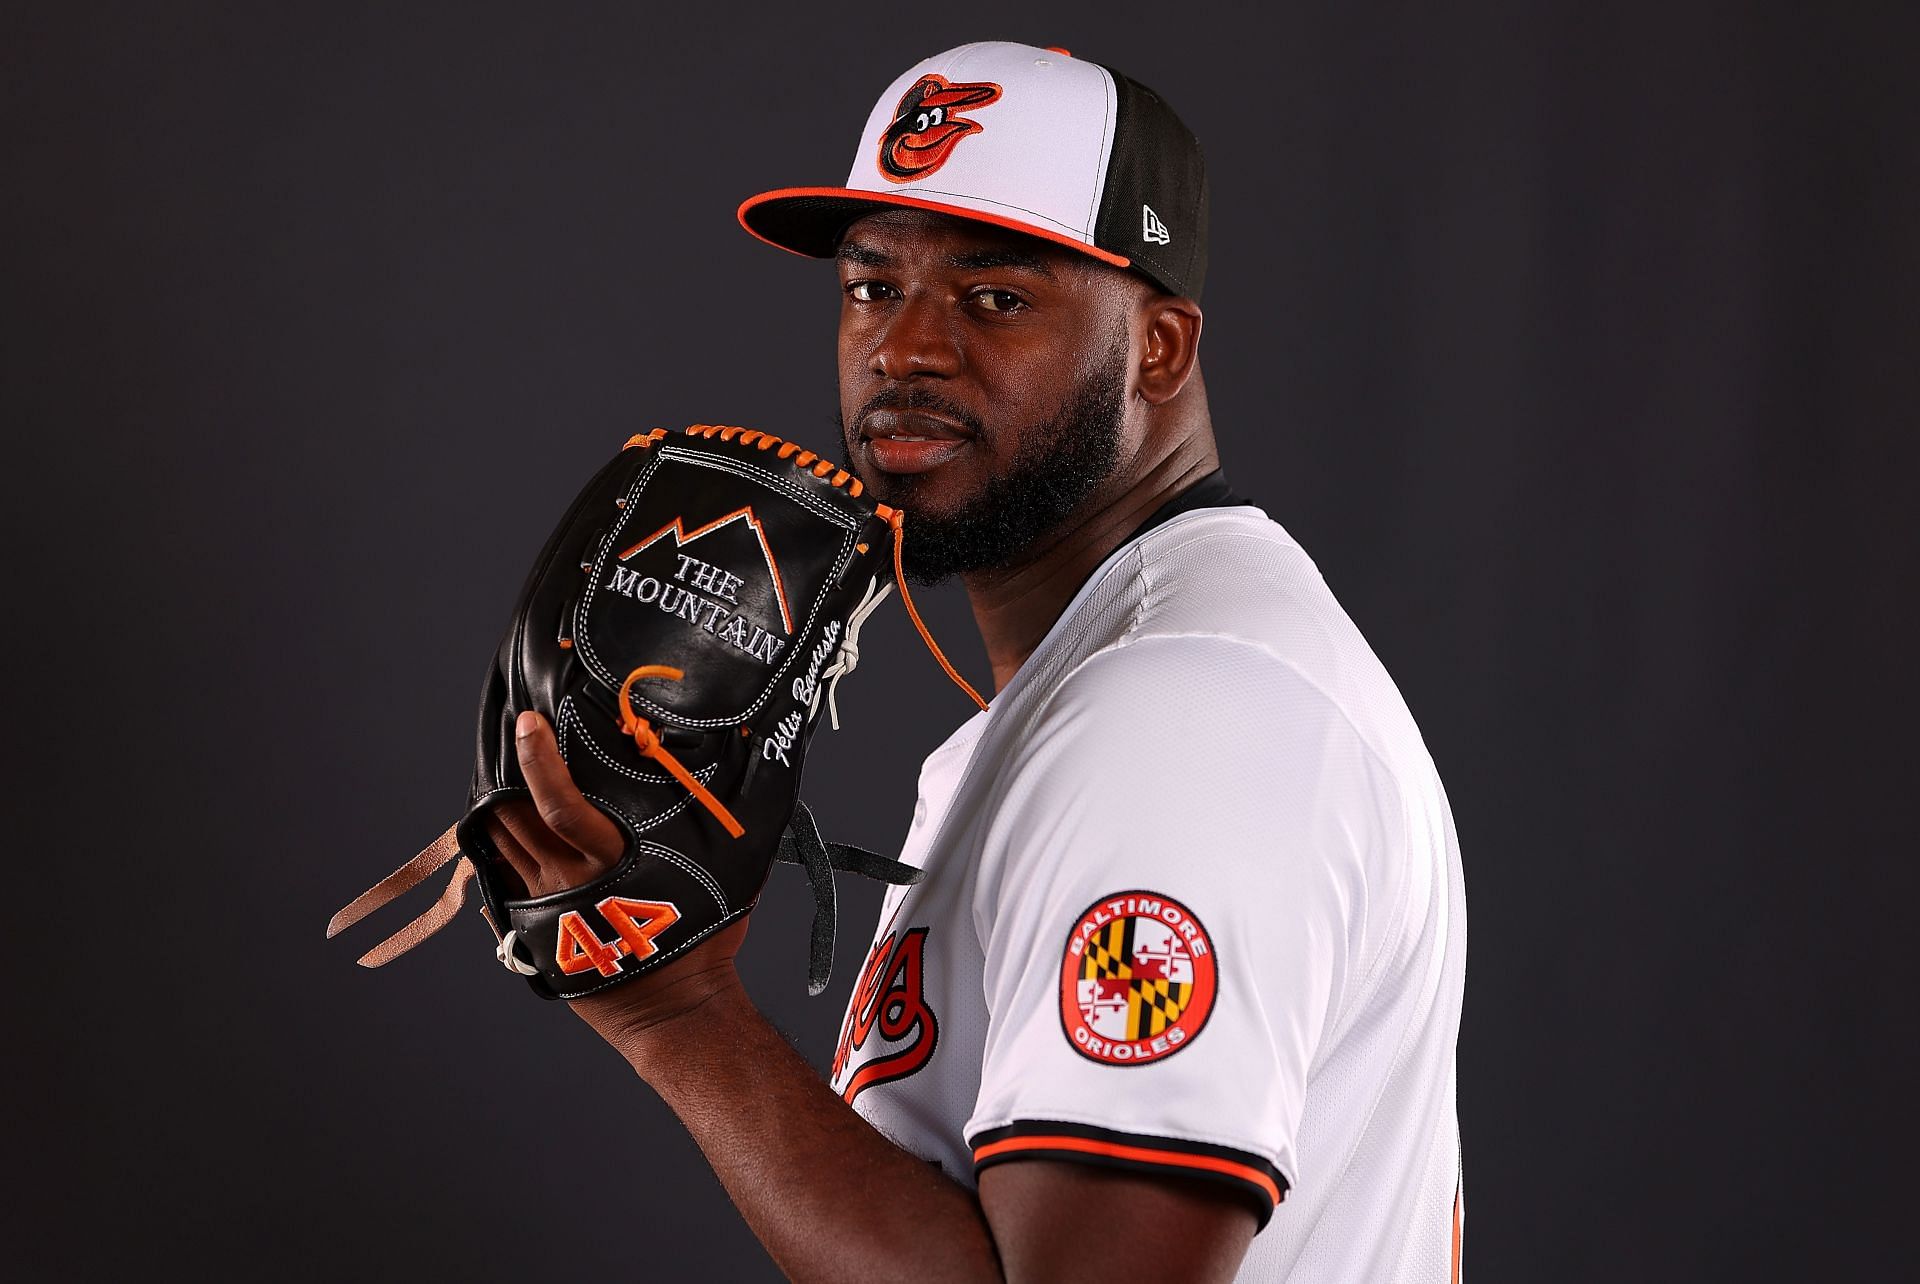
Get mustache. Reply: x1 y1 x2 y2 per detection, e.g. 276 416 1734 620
850 387 990 442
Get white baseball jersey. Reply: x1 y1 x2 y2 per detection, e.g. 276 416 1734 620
830 503 1467 1282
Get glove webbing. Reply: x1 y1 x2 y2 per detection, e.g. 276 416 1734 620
325 825 466 965
775 800 922 995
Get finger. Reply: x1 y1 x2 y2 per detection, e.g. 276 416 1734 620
482 810 541 898
491 798 600 895
516 711 624 862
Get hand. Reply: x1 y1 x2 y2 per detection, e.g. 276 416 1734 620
488 710 749 1054
486 710 624 895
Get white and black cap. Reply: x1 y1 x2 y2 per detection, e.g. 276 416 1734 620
739 41 1209 300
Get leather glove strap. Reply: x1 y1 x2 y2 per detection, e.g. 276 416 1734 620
777 800 923 995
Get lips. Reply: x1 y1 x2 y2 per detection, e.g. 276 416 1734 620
863 409 968 441
859 409 974 475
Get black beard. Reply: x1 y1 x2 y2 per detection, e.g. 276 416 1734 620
840 339 1128 585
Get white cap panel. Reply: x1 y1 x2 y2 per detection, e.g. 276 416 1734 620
841 41 1117 241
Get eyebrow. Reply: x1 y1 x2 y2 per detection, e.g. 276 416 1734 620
944 247 1056 278
836 239 1058 280
836 241 892 268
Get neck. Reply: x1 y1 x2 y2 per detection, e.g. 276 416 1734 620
959 418 1219 693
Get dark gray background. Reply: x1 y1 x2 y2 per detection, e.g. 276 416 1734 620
8 2 1914 1279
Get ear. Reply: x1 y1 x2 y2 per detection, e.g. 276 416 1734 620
1135 295 1204 405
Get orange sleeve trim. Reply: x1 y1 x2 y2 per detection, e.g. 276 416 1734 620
1451 1181 1464 1283
971 1134 1283 1208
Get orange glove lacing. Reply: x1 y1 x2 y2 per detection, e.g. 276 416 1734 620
617 664 747 838
887 511 989 712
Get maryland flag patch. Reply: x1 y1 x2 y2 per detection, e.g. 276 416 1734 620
1058 891 1217 1066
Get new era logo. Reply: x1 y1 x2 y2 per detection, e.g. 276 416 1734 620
1142 204 1170 245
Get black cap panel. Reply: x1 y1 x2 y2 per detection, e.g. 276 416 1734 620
1092 67 1209 301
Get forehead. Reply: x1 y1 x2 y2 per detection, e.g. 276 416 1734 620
834 208 1089 277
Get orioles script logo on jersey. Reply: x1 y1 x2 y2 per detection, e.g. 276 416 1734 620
1060 891 1217 1066
876 75 1002 183
602 507 793 665
832 927 938 1105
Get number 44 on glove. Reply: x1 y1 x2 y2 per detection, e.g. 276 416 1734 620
327 425 985 1001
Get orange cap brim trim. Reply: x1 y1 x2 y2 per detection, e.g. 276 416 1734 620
737 186 1132 271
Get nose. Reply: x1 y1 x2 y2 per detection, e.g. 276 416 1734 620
870 292 961 381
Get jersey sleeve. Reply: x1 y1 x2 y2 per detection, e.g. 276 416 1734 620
964 634 1406 1227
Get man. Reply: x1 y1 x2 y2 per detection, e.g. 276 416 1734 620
487 42 1466 1282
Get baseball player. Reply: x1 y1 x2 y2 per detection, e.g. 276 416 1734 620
485 41 1467 1282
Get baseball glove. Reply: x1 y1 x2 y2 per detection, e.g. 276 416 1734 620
327 424 985 1000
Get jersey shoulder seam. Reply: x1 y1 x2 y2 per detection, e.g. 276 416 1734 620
1130 510 1305 572
1058 630 1410 786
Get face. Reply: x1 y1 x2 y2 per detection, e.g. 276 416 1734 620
835 209 1143 581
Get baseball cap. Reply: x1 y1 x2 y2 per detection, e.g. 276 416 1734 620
738 41 1210 300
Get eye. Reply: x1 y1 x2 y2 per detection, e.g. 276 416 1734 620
913 111 931 132
846 280 896 303
971 289 1028 314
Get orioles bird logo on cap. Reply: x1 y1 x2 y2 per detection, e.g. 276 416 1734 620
876 74 1002 183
